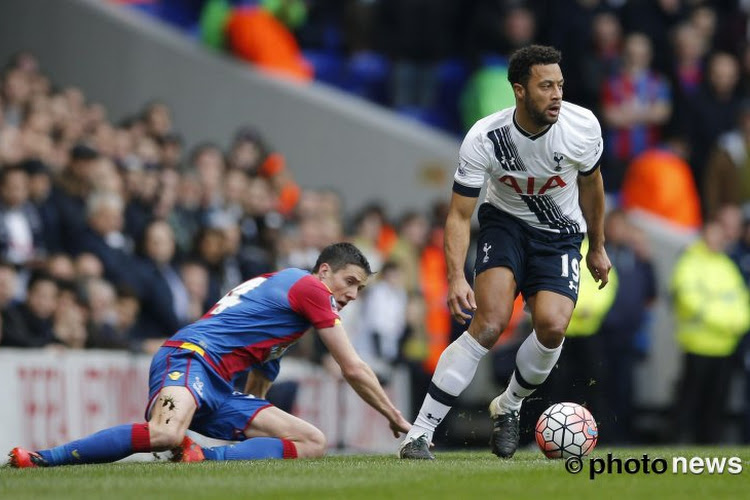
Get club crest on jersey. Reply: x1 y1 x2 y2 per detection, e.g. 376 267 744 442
457 159 468 177
329 295 338 312
553 152 565 171
498 175 567 195
192 376 204 398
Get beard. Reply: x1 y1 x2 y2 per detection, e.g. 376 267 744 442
524 94 559 127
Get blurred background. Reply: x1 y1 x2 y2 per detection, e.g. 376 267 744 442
1 0 750 455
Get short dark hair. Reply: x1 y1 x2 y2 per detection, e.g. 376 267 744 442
507 45 562 87
0 164 28 185
312 242 372 275
27 270 58 292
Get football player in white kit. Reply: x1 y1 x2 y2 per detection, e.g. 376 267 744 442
400 45 611 459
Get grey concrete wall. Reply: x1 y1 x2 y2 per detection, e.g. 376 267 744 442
0 0 459 216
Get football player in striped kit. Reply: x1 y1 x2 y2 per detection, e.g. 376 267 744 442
400 45 611 460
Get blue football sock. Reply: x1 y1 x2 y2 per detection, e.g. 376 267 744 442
203 437 288 461
37 423 150 466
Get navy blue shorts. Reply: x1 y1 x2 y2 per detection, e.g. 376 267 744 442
146 347 273 441
475 203 584 303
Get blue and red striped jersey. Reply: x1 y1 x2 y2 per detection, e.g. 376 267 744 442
166 268 339 382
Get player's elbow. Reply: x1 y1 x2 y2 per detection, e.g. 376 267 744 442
340 360 369 384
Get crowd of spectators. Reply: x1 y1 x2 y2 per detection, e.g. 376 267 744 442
0 50 438 361
123 0 750 213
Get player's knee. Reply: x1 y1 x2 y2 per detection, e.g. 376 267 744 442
534 318 567 348
469 315 507 348
296 427 327 458
148 424 186 450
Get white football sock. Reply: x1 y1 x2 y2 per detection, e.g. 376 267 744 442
407 332 488 442
491 330 563 415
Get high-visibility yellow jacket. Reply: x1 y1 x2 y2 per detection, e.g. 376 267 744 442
671 240 750 356
567 238 619 337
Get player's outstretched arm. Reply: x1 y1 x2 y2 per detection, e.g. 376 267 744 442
318 323 411 437
578 167 612 289
445 191 479 324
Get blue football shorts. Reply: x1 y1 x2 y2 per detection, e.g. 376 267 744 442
474 203 584 303
146 346 273 441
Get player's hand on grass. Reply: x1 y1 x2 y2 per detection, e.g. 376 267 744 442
389 410 412 438
586 245 612 289
447 277 476 325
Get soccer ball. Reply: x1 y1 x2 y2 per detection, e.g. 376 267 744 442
535 402 598 459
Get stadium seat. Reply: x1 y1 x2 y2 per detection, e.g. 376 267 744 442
303 49 346 87
396 105 451 131
342 51 390 104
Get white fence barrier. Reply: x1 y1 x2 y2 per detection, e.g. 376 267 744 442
0 349 410 457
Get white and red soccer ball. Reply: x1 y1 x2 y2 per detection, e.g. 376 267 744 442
535 402 598 459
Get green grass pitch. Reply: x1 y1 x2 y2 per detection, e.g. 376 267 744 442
2 447 749 500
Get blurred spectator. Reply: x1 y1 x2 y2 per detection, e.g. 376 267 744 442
0 271 60 348
618 0 686 74
377 0 459 109
728 208 750 442
0 260 19 311
221 168 249 222
716 204 744 252
169 171 204 256
114 285 141 346
419 208 451 375
53 279 88 349
191 226 229 304
190 142 226 214
238 175 281 275
23 159 62 252
228 127 268 174
387 211 429 293
671 219 750 443
158 132 184 171
282 217 323 270
686 51 742 195
52 143 99 253
77 191 142 294
598 208 657 443
74 252 104 280
180 260 211 320
135 219 190 340
620 137 702 231
356 260 408 384
466 1 536 61
82 277 128 350
225 5 313 81
141 100 173 141
0 164 45 266
1 67 32 128
350 203 387 274
535 0 604 109
730 207 750 286
666 22 708 138
703 101 750 218
578 11 623 115
601 32 672 193
45 253 76 282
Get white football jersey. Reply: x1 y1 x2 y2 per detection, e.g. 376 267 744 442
454 101 603 234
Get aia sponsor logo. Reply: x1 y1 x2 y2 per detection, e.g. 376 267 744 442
498 175 566 195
